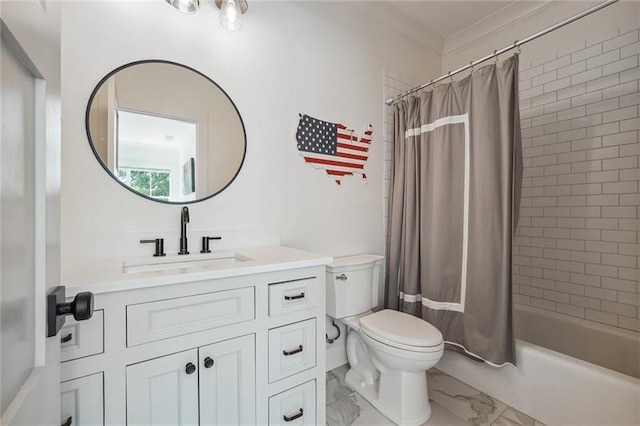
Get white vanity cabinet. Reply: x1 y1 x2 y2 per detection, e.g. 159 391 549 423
126 334 255 425
60 247 329 426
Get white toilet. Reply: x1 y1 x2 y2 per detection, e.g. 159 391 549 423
326 254 444 426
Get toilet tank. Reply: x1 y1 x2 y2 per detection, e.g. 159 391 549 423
326 254 384 319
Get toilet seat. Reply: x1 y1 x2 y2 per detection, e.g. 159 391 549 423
359 309 443 352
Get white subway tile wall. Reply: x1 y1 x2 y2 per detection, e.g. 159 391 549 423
516 27 639 332
382 26 639 333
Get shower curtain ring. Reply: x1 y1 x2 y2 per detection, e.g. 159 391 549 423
470 60 474 72
448 71 453 82
513 40 521 55
494 49 499 63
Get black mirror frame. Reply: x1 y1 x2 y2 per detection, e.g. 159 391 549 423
85 59 247 205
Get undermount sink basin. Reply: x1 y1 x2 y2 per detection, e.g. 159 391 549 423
123 251 252 274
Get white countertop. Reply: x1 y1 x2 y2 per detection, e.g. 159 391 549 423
62 246 333 295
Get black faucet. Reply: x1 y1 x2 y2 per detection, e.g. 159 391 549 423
179 206 190 255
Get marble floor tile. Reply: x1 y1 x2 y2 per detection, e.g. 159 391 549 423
350 391 469 426
424 402 470 426
427 369 508 426
328 365 469 426
490 408 546 426
326 365 352 406
351 393 394 426
327 365 545 426
327 393 362 426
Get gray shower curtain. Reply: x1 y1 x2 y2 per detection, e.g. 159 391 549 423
386 55 522 366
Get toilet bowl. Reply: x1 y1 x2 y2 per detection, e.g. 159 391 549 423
326 255 444 426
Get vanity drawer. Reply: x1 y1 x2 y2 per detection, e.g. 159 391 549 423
61 310 104 362
268 276 317 317
268 380 316 426
268 319 316 383
126 287 254 347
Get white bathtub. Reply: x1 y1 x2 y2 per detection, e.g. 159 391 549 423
435 305 640 425
514 304 639 378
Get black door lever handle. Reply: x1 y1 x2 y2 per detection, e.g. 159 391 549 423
47 287 94 337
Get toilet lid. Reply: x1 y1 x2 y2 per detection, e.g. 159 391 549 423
359 309 443 348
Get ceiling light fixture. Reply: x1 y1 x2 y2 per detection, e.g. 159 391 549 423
214 0 248 32
164 0 199 15
164 0 248 31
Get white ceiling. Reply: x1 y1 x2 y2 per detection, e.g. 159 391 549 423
384 1 520 40
358 0 551 55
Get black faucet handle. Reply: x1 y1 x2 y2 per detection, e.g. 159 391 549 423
140 238 166 257
201 236 222 253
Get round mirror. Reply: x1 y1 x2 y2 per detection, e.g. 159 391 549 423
86 60 246 204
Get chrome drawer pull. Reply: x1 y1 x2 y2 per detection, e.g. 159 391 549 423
283 408 303 422
336 274 347 281
284 292 305 301
282 345 303 356
61 333 73 343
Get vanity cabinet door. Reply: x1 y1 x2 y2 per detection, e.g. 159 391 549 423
61 373 104 426
199 334 256 425
126 349 199 425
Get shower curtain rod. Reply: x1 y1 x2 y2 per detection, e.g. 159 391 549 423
385 0 619 105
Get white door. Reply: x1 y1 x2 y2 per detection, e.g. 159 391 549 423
0 0 62 423
199 334 256 426
126 349 200 425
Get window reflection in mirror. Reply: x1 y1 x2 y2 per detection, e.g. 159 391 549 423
86 61 246 204
116 111 196 202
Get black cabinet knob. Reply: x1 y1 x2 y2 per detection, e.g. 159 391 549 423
204 357 214 368
185 362 196 375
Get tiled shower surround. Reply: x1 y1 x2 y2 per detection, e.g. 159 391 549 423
383 26 639 333
514 26 639 332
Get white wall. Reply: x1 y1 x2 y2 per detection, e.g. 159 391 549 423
60 1 440 262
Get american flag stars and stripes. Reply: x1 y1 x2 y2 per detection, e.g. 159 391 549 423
295 114 373 185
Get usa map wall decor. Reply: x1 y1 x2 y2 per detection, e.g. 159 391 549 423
296 114 373 185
